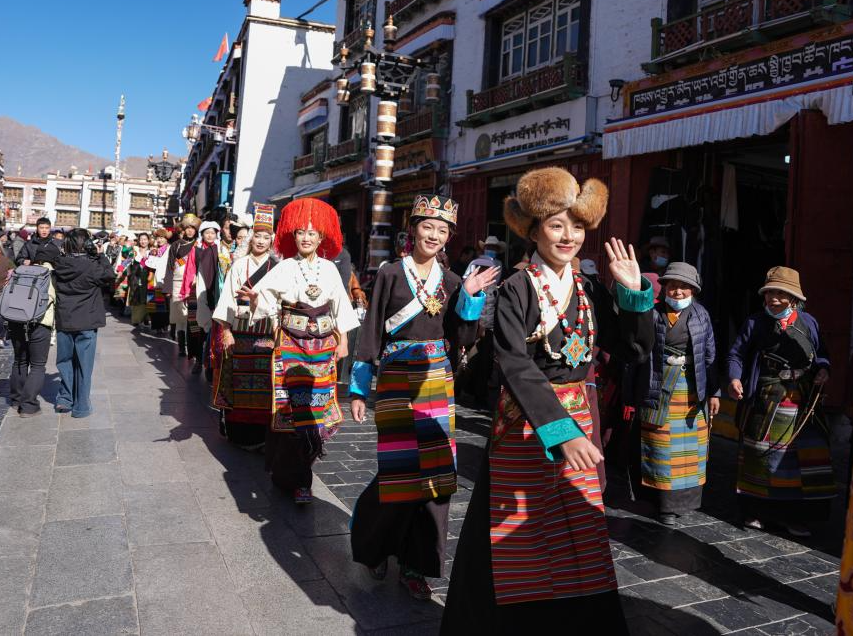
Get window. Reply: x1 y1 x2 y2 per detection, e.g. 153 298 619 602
56 211 79 226
130 193 153 210
89 189 115 208
32 188 46 205
526 3 553 70
88 212 114 229
2 187 23 203
500 14 525 79
555 0 581 56
56 189 81 206
129 214 152 231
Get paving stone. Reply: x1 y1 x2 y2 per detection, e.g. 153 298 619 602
0 446 54 493
117 441 187 485
621 576 707 608
123 482 210 547
0 417 58 446
684 596 779 632
240 579 358 635
0 556 33 634
24 595 139 635
58 413 114 430
0 491 45 557
55 429 116 466
112 418 171 443
30 516 132 607
303 534 444 631
46 463 124 521
280 480 353 539
132 542 253 635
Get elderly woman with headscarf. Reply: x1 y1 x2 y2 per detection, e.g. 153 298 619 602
727 266 833 537
627 262 719 525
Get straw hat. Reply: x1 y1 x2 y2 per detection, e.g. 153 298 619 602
759 266 806 301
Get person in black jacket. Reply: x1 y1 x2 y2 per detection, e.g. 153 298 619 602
44 229 115 418
16 217 61 266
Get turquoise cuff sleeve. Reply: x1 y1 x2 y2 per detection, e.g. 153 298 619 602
455 288 486 322
535 417 585 461
616 277 655 313
349 361 375 398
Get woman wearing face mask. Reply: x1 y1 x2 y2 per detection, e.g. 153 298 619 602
348 195 497 601
727 267 833 537
212 211 278 448
628 262 718 525
441 168 655 634
244 198 359 504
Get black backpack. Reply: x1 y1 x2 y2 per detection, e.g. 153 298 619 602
0 265 52 324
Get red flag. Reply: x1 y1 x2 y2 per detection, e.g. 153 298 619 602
213 33 229 62
197 97 213 112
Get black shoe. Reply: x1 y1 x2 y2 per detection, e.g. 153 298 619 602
177 331 187 357
659 513 677 526
55 405 72 414
169 324 176 341
191 360 203 374
19 409 43 419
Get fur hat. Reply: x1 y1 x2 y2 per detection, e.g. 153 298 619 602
503 167 608 238
276 198 343 259
179 214 201 230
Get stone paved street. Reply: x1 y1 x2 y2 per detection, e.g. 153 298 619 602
0 315 846 635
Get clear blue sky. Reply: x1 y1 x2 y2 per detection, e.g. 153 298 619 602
1 0 336 159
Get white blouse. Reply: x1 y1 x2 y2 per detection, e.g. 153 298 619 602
252 256 360 334
212 253 275 327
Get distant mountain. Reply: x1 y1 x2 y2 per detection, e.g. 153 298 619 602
0 116 175 179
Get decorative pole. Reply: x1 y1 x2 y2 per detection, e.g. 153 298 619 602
114 95 126 231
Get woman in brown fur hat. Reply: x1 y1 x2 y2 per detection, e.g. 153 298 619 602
442 167 656 634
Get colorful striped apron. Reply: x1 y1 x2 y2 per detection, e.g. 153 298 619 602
489 381 616 605
374 339 456 504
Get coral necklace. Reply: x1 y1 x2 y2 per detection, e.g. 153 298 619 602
404 259 446 316
527 262 595 367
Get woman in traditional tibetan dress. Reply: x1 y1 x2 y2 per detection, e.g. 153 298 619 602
441 168 655 634
145 229 171 334
163 214 202 358
348 194 498 601
181 221 222 374
116 233 152 329
629 262 719 525
212 211 278 448
246 198 359 504
727 266 833 537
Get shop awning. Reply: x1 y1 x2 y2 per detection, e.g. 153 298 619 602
269 183 308 202
448 135 586 175
296 174 363 199
604 79 853 160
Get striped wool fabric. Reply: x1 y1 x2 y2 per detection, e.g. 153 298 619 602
489 382 616 605
271 330 342 436
737 382 835 500
145 271 168 315
639 365 709 491
185 293 203 357
213 317 276 425
375 345 456 504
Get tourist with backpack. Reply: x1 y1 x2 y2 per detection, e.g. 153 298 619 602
0 244 57 417
39 229 115 418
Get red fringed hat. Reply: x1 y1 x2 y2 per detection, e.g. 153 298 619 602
275 198 343 259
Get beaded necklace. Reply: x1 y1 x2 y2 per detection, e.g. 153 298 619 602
527 262 595 367
404 258 446 316
296 254 322 300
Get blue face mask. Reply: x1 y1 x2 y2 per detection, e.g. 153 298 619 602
665 296 692 312
765 305 794 320
654 255 669 268
484 249 497 259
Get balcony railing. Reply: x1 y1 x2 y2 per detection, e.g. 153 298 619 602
293 149 326 175
397 107 449 140
462 54 587 126
651 0 850 61
325 136 364 165
387 0 426 22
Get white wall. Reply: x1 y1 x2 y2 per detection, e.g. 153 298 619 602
233 21 335 222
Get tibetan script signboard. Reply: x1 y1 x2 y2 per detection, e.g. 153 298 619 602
630 28 853 117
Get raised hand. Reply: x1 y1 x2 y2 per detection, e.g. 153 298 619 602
604 237 641 291
463 266 501 296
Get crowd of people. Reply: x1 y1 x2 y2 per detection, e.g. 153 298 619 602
0 166 850 631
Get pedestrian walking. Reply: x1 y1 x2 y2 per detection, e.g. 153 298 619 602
145 229 171 334
245 198 359 504
182 220 224 374
49 229 116 418
627 262 719 525
211 210 278 448
727 266 834 537
348 194 495 601
163 214 202 358
16 217 59 266
441 167 655 633
115 232 152 330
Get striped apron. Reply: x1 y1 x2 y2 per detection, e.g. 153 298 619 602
489 381 616 605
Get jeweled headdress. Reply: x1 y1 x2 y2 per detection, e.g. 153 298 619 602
410 194 458 227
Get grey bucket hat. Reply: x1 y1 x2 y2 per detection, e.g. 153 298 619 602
659 262 702 293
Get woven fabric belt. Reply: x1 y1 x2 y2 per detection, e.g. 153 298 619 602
280 311 334 337
778 368 807 380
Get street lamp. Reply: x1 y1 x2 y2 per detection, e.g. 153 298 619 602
334 10 438 269
147 150 180 227
182 114 237 146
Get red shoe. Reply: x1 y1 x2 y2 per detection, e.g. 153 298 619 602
294 487 313 504
399 568 432 601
